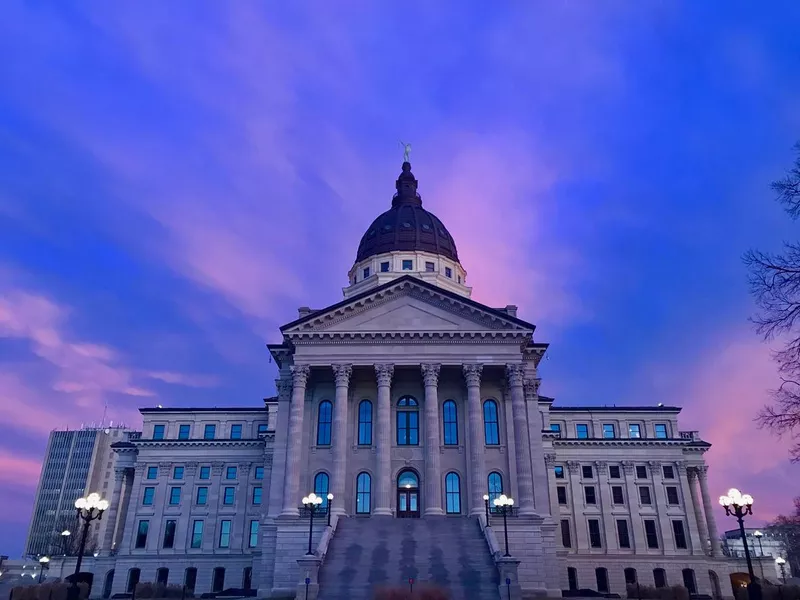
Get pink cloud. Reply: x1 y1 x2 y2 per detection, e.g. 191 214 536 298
0 450 45 486
146 371 219 388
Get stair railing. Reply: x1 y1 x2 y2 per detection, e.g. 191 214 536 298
314 512 340 560
479 514 503 560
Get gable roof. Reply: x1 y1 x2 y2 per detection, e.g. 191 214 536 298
280 274 537 332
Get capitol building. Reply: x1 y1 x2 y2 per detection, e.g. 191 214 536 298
42 160 755 599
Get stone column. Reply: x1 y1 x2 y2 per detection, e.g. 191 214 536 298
595 461 617 552
524 377 551 515
622 461 646 552
506 365 535 516
102 467 127 554
464 364 486 516
331 364 352 516
544 454 561 529
566 461 589 550
697 465 722 556
374 364 394 516
119 463 145 551
422 363 444 516
678 462 705 555
281 365 311 517
113 469 133 551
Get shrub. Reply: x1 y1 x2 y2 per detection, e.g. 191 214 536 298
373 585 450 600
136 582 155 599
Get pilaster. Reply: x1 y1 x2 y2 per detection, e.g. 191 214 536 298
281 365 311 517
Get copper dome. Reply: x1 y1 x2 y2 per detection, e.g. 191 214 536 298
355 162 460 263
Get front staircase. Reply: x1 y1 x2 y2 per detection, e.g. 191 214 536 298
317 516 500 600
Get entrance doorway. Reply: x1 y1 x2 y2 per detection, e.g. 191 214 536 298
397 470 420 518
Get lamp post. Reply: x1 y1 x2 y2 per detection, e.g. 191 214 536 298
776 557 787 583
493 494 514 557
302 493 323 555
327 493 334 527
483 494 490 524
753 531 766 580
73 493 109 575
61 530 71 556
37 557 50 583
720 488 761 600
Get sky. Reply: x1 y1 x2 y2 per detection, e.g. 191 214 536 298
0 1 799 557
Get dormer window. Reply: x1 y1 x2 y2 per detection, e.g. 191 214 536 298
363 267 370 279
654 424 669 439
402 260 413 270
445 267 452 278
380 262 390 272
425 261 435 272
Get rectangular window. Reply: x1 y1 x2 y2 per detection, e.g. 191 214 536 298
169 487 181 505
609 465 621 479
445 266 452 278
584 486 596 505
178 424 191 440
226 466 238 480
196 487 208 505
199 466 210 480
162 520 176 549
142 487 155 506
644 519 659 549
672 520 688 549
582 465 593 479
663 465 675 479
588 519 602 548
396 411 419 445
628 424 642 438
249 520 259 548
666 486 680 505
190 521 203 549
557 486 567 505
575 424 589 439
257 423 269 435
636 465 648 479
617 520 631 549
135 520 149 548
255 466 264 480
252 487 262 505
602 424 616 439
560 519 572 547
204 424 216 440
380 261 390 272
550 423 562 436
153 425 165 440
147 466 158 480
402 259 413 270
230 424 242 439
654 423 668 439
425 261 435 272
223 487 235 505
363 267 370 279
554 465 565 479
639 487 652 505
219 520 232 548
612 486 624 505
173 466 184 480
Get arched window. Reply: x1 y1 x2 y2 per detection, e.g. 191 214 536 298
242 567 253 591
396 396 419 445
126 569 141 594
653 568 667 588
488 472 503 506
682 569 697 594
358 400 373 445
442 400 458 445
184 568 197 594
567 567 578 591
483 400 500 445
624 568 637 585
317 401 332 445
356 472 371 514
212 568 225 593
156 568 169 586
445 472 461 514
595 567 609 593
314 472 330 508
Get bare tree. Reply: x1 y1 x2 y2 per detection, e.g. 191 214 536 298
768 496 800 575
744 141 800 461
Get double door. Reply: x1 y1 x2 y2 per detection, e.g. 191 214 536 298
397 488 420 518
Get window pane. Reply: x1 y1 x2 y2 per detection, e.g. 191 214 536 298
204 424 216 440
169 487 181 505
219 520 231 548
443 401 458 445
163 520 176 549
252 487 262 505
356 473 371 514
488 472 503 505
560 520 571 547
617 520 631 548
191 521 203 548
196 487 207 505
249 520 259 548
230 424 242 439
445 473 461 514
153 425 165 440
358 400 373 445
255 466 264 480
199 466 210 480
576 424 589 439
554 466 565 479
314 473 330 508
178 425 190 440
224 487 235 505
602 424 615 438
655 424 668 438
317 401 332 445
483 400 500 445
147 466 158 480
644 520 659 548
629 424 641 438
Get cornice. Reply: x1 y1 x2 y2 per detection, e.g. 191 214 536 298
553 438 709 452
286 330 530 344
133 437 272 448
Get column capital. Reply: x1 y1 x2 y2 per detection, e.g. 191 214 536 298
566 460 581 473
696 464 709 478
291 364 311 386
544 453 557 466
374 363 394 387
332 364 353 387
113 467 128 481
462 363 483 387
185 462 199 477
421 363 441 387
276 378 293 400
621 460 635 475
594 460 608 475
505 364 525 386
523 378 541 401
676 461 688 476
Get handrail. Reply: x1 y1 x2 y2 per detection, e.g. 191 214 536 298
314 513 340 559
479 515 503 560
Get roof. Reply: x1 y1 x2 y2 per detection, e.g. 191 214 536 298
549 405 682 413
140 406 269 414
280 274 538 332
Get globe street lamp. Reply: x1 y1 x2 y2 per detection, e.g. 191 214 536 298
493 494 514 557
753 531 766 579
776 557 787 583
302 493 323 555
483 494 490 523
73 493 109 575
720 488 761 600
61 531 71 556
326 493 334 527
37 557 50 584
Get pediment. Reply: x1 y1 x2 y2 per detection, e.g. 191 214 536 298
281 278 533 336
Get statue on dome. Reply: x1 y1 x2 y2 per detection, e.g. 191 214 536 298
400 141 412 163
